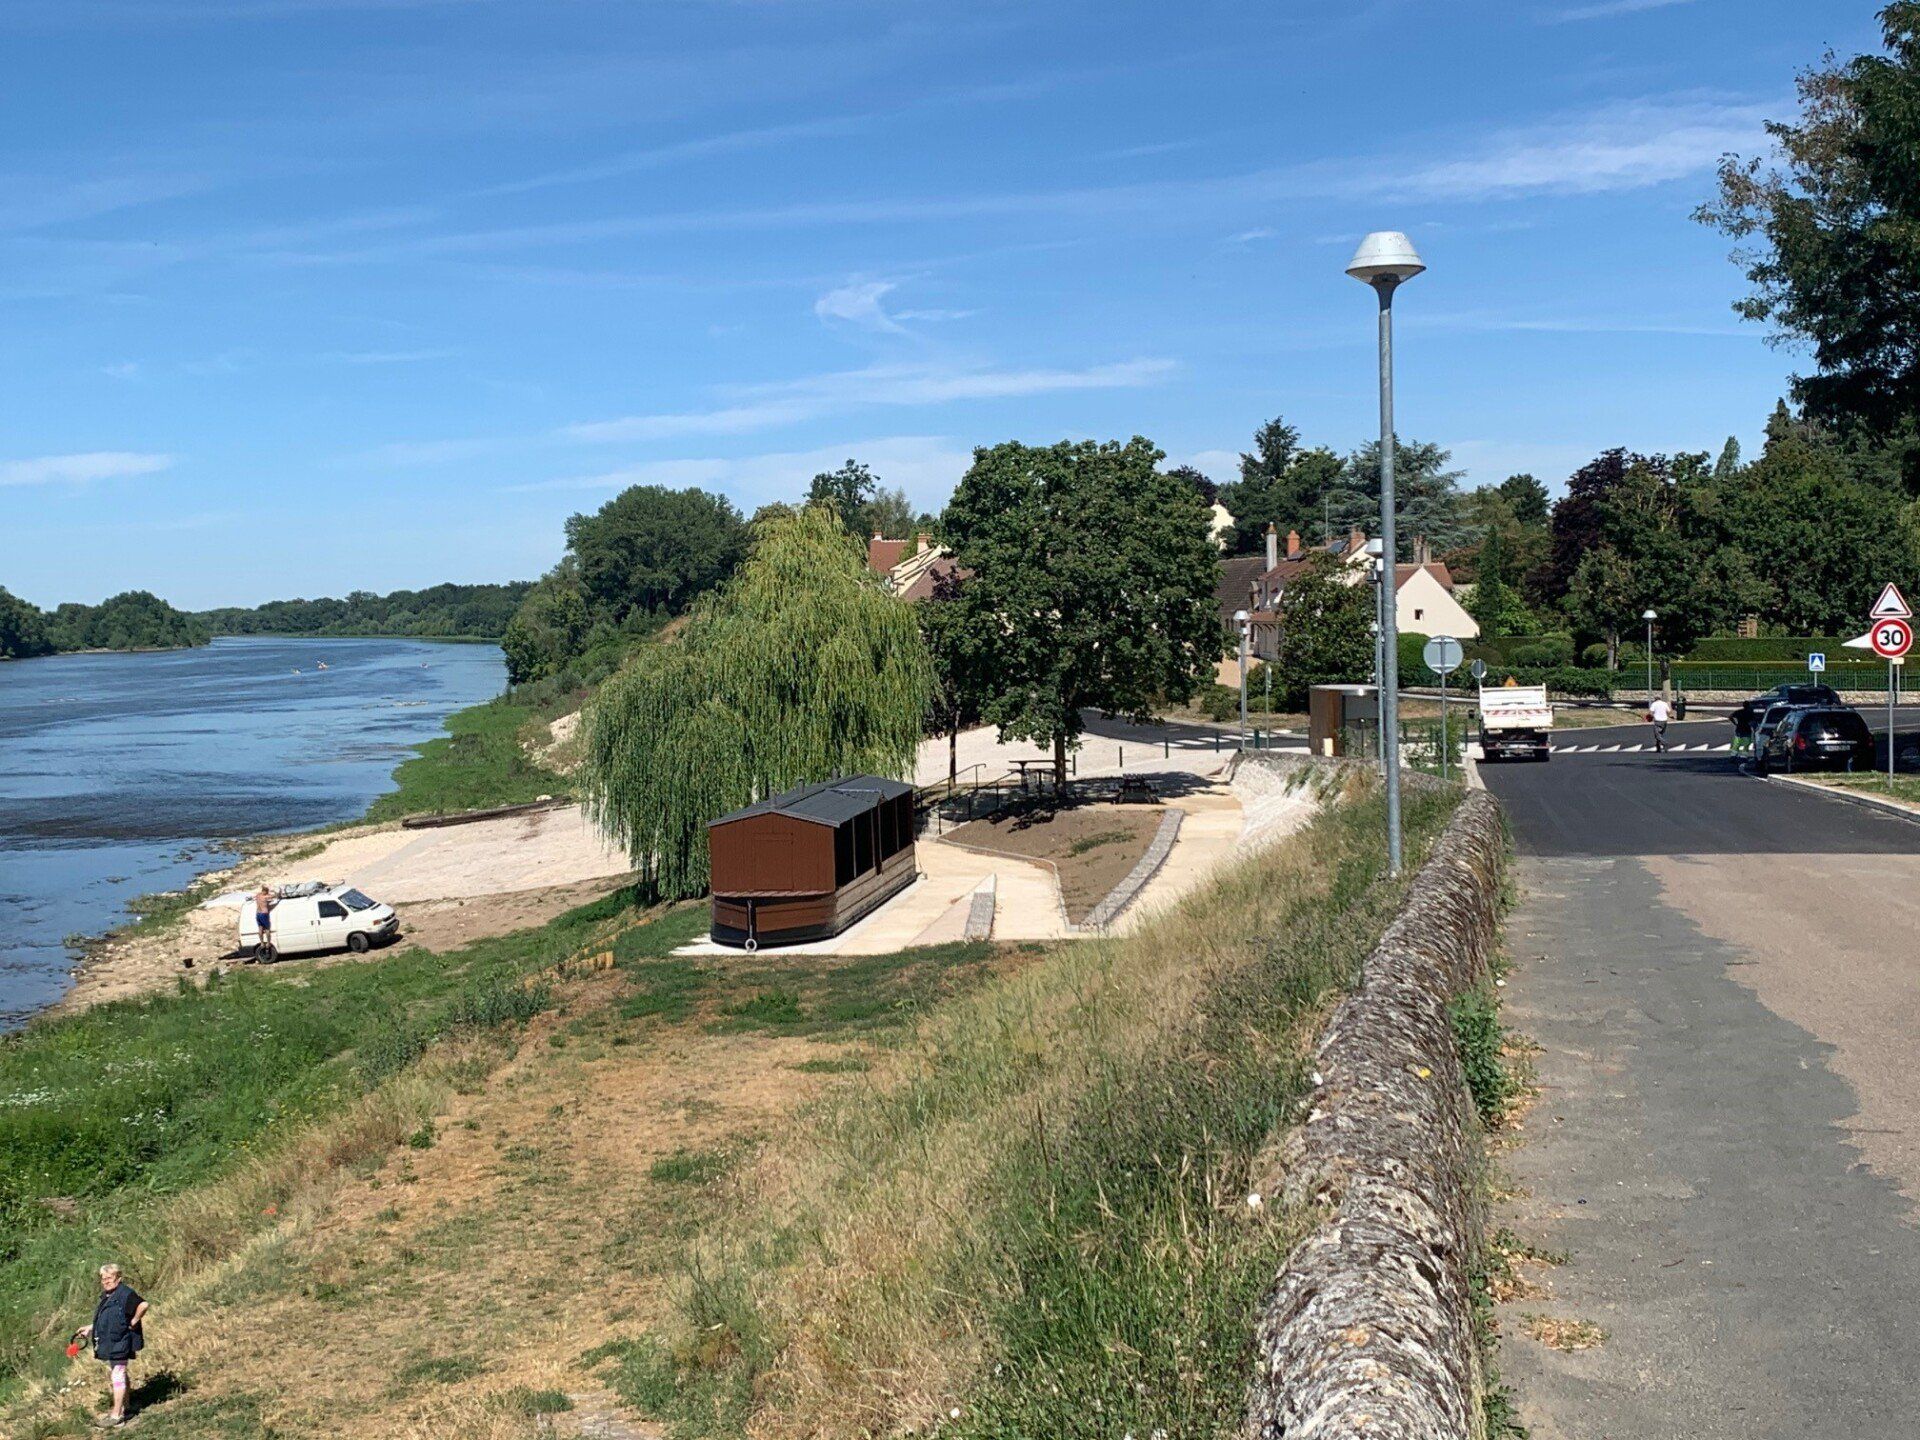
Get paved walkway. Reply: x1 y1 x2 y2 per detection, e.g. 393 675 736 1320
1483 721 1920 1438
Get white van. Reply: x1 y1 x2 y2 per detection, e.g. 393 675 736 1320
239 884 400 960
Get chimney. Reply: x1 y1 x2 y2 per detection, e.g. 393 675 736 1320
917 532 929 554
1412 534 1430 565
1349 525 1364 553
1265 523 1279 571
1286 528 1302 560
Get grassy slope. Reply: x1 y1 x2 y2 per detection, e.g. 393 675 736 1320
597 774 1461 1439
5 772 1467 1439
0 886 703 1400
364 696 567 822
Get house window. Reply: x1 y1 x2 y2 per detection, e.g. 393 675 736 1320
1415 608 1425 621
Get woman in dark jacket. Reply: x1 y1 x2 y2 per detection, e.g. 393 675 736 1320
74 1264 147 1428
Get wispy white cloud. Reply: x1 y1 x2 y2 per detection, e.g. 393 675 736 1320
474 116 871 199
0 451 174 486
322 347 459 365
1392 97 1769 198
1223 228 1277 246
1411 309 1746 337
561 358 1177 443
506 436 972 507
1547 0 1697 22
814 279 909 335
266 96 1768 269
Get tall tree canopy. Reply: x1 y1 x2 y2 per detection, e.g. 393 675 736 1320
805 459 916 540
1326 438 1470 557
0 586 54 659
1217 417 1344 552
564 484 747 624
942 437 1220 784
1497 473 1550 527
1699 3 1920 464
581 505 931 900
1268 552 1373 710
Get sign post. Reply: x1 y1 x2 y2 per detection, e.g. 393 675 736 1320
1423 636 1464 782
1869 590 1913 789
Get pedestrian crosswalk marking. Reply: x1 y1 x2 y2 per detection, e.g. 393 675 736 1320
1543 739 1736 754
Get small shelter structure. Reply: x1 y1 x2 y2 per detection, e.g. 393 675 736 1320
707 775 918 948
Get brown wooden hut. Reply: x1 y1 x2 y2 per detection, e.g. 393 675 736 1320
707 775 918 948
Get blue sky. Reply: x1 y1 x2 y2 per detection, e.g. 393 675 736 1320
0 0 1882 609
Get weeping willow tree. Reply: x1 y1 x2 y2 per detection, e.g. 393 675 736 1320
582 503 934 899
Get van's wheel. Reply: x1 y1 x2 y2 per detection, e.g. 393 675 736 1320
255 941 276 965
348 932 371 954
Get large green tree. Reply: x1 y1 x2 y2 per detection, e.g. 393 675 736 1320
1268 552 1372 709
500 566 590 685
1718 419 1912 631
564 485 747 625
1326 438 1470 558
0 586 53 659
581 505 931 900
918 566 993 787
1699 4 1920 470
942 437 1220 785
1464 526 1534 638
1217 417 1344 552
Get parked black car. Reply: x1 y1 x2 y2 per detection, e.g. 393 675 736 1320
1753 706 1875 775
1732 683 1843 740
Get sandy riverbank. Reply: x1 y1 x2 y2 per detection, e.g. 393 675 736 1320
56 806 635 1017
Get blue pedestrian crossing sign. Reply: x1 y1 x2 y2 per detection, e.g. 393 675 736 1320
1808 652 1826 672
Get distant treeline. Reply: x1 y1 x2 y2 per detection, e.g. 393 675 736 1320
196 582 533 641
0 588 209 659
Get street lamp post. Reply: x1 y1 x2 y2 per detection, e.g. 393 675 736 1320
1348 231 1426 875
1642 608 1657 706
1366 537 1386 771
1234 608 1251 749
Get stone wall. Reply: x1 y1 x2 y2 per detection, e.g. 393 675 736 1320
1240 764 1506 1440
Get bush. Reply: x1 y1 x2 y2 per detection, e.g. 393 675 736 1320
1478 665 1614 698
1511 637 1573 667
1197 682 1238 722
1579 642 1612 668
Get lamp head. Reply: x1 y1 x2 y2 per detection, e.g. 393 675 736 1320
1642 608 1658 621
1346 231 1425 287
1233 608 1250 626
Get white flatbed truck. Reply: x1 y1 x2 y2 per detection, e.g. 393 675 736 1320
1478 684 1552 762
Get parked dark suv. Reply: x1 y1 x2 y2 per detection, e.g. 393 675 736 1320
1733 683 1843 741
1754 706 1874 775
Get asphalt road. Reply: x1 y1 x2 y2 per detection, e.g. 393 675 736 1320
1481 716 1920 1439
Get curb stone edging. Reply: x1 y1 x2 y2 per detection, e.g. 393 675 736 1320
1079 807 1184 931
1243 772 1506 1440
1758 769 1920 826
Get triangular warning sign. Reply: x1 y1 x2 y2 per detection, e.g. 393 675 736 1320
1871 582 1912 620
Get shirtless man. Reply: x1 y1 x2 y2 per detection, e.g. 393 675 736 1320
252 885 277 958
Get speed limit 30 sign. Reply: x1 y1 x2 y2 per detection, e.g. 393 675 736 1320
1871 617 1913 659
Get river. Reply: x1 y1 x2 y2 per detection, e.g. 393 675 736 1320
0 636 507 1030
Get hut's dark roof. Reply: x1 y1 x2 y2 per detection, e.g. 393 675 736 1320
710 775 914 829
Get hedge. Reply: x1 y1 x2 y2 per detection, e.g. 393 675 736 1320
1684 636 1853 662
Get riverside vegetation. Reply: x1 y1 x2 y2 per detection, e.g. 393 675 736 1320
0 768 1462 1437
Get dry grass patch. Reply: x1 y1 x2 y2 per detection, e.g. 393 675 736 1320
1521 1314 1608 1352
592 772 1464 1439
